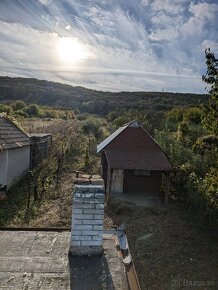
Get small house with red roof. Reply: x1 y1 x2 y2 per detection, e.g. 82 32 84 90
97 121 172 203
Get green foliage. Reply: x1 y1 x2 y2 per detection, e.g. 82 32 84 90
0 104 12 115
0 77 208 116
193 135 218 154
176 121 189 143
25 104 41 117
201 168 218 221
202 49 218 135
11 100 26 111
183 107 202 124
81 116 109 141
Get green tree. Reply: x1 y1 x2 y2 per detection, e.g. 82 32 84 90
202 49 218 135
11 100 26 111
25 104 40 117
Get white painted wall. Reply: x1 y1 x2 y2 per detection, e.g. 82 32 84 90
0 150 7 185
0 146 30 188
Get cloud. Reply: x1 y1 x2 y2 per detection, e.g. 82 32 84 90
0 0 217 93
38 0 52 5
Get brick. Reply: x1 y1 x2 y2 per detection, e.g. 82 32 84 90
82 209 96 214
73 214 93 220
72 219 82 225
92 235 102 241
73 198 84 203
83 209 104 214
82 230 102 236
73 209 83 214
95 204 104 209
71 230 81 235
72 235 82 241
95 193 104 198
70 240 80 246
94 214 104 219
82 220 103 225
82 204 95 209
83 193 95 198
84 199 104 204
81 241 102 246
74 225 92 230
93 225 103 231
72 236 92 241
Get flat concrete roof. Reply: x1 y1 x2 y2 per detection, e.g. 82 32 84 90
0 230 128 290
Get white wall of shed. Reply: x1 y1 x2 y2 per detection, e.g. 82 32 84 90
6 146 30 187
0 150 8 185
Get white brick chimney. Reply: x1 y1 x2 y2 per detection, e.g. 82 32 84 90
69 177 105 255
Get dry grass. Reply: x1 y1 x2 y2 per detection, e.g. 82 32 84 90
105 201 218 290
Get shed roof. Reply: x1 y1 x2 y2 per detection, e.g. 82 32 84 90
0 116 31 150
97 121 172 171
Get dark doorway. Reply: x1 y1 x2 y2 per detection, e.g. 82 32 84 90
123 170 162 196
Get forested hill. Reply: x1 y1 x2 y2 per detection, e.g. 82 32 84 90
0 76 208 115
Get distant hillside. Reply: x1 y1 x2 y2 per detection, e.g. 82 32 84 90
0 76 208 115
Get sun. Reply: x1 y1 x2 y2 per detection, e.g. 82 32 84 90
57 37 89 66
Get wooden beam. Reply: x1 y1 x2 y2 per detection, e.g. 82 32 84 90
106 167 112 203
164 171 170 206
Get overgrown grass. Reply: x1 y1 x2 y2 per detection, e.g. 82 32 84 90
0 177 29 227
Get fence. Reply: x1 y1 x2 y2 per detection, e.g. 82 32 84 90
25 145 64 221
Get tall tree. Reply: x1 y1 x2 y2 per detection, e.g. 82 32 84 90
202 48 218 135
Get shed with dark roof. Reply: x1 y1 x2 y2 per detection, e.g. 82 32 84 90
97 121 172 202
0 115 31 189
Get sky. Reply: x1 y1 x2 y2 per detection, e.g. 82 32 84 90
0 0 217 93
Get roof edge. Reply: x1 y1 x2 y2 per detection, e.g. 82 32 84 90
97 120 138 153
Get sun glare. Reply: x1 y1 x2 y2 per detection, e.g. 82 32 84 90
57 37 89 66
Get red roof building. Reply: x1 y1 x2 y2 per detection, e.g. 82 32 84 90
97 121 172 203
